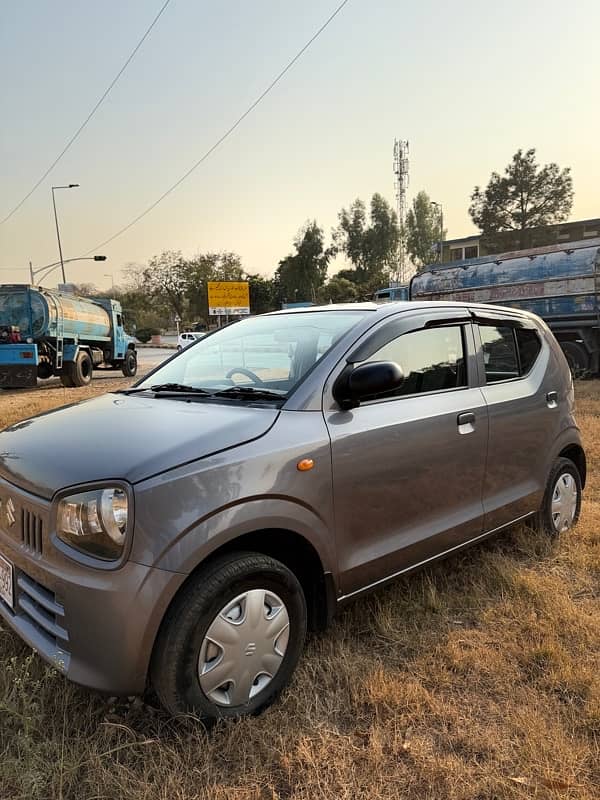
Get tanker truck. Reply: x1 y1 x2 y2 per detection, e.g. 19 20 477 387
410 238 600 375
0 284 137 388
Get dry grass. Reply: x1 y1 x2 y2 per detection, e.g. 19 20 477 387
0 380 599 800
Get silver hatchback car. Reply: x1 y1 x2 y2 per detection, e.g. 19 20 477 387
0 302 585 721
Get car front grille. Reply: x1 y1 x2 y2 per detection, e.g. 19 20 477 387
21 508 43 555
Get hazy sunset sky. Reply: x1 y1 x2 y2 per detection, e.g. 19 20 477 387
1 0 598 289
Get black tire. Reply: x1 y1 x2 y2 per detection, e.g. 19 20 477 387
70 351 93 387
560 341 589 378
534 457 582 536
177 345 182 351
60 371 75 387
151 552 307 721
121 349 137 377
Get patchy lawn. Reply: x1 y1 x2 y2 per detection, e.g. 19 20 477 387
0 381 598 799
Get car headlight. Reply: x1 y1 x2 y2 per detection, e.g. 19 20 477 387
56 487 129 560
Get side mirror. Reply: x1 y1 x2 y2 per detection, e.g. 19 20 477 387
333 361 404 410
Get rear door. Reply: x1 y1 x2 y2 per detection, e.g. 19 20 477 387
472 312 561 530
324 309 489 597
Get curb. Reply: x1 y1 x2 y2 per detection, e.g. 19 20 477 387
135 343 178 349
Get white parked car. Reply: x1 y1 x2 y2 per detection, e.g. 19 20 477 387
177 331 206 351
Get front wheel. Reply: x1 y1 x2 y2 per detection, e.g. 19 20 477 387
151 552 307 721
121 349 137 377
534 457 582 535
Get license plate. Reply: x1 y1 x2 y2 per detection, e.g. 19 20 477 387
0 554 14 610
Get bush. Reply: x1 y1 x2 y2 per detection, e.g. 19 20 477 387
136 327 160 344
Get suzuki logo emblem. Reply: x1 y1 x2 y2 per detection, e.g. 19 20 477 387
4 497 16 528
244 642 257 657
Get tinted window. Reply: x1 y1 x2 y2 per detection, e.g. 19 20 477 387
516 328 541 373
479 325 519 382
365 326 466 398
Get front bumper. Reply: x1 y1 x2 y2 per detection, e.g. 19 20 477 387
0 479 185 695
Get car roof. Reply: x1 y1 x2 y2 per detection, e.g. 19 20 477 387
267 300 537 322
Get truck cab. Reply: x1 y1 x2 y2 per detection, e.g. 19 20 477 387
373 285 409 303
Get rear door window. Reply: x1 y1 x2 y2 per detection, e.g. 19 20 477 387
479 326 519 382
516 328 542 374
479 324 542 382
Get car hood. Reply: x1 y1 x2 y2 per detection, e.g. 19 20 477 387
0 393 279 499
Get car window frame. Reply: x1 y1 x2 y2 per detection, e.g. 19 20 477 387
324 308 479 410
472 315 543 386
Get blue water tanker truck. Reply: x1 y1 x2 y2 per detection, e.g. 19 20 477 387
410 238 600 375
0 284 137 388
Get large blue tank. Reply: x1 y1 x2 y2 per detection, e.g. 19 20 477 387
410 239 600 321
0 286 112 342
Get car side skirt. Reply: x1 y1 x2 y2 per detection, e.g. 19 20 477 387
336 511 536 604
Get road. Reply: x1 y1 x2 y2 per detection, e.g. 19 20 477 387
136 347 174 372
0 347 174 396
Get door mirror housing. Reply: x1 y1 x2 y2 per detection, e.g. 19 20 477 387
333 361 404 409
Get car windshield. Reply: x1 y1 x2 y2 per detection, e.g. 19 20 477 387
136 310 368 398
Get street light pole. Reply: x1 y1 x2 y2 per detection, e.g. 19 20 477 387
431 201 444 263
30 255 106 286
104 273 115 290
52 184 79 284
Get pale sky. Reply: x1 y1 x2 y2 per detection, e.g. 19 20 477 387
1 0 599 290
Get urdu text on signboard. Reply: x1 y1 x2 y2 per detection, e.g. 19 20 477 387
207 281 250 315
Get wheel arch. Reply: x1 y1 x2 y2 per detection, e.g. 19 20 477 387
154 527 335 642
558 443 586 488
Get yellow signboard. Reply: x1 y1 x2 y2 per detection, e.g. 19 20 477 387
207 281 250 315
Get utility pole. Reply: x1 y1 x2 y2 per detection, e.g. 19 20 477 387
52 184 79 284
393 139 410 283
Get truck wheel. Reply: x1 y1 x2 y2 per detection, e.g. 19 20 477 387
60 371 75 388
560 342 589 377
151 552 307 722
71 351 93 386
122 350 137 378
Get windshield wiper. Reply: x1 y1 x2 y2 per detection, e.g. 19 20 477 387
117 383 214 396
213 386 285 401
150 383 214 395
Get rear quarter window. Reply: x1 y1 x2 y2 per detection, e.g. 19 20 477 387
479 323 542 383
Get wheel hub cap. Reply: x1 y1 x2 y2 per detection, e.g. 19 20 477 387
551 473 578 532
198 590 290 707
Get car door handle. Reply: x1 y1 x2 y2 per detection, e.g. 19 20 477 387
457 412 475 426
546 391 558 408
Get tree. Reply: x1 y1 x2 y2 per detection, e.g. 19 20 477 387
276 221 331 303
66 282 101 298
469 149 574 249
142 250 188 321
185 252 245 322
334 193 399 289
406 191 444 269
247 274 278 314
316 276 359 304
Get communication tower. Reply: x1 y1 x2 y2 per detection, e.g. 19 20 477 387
393 139 410 283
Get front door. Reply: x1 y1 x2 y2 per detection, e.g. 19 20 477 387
324 313 489 597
